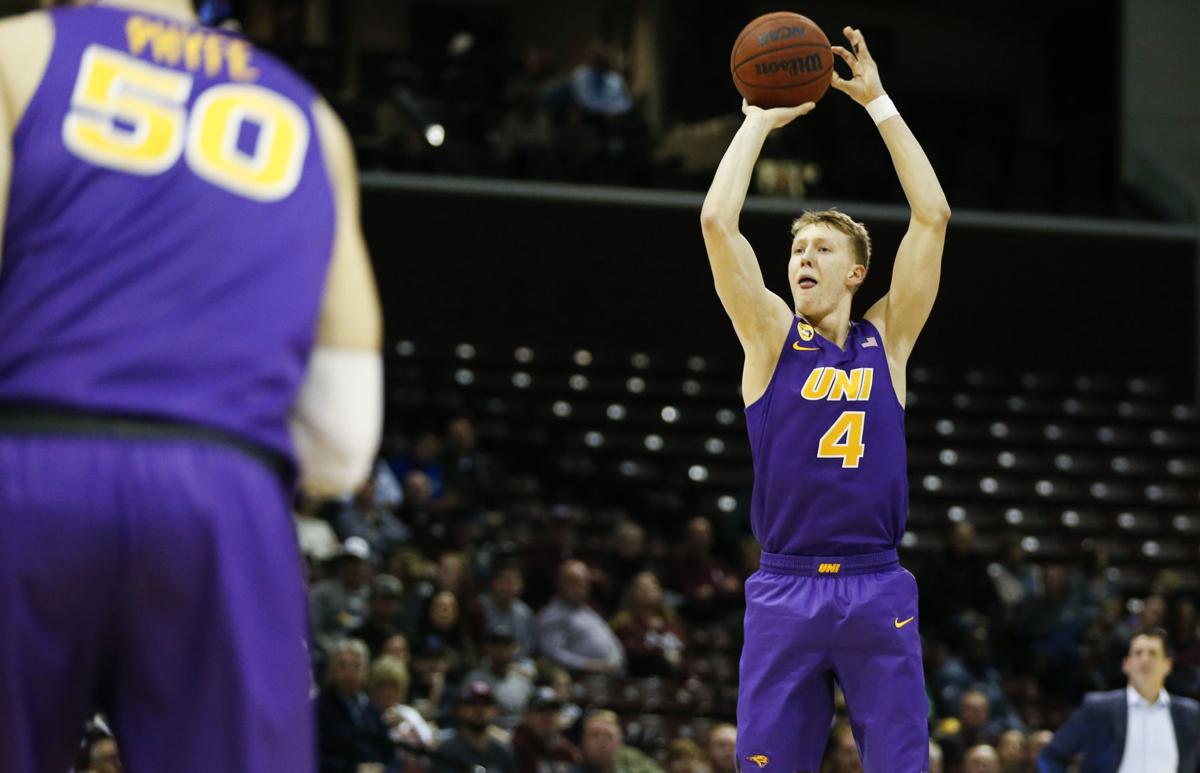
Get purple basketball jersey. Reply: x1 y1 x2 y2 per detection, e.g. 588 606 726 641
0 6 335 461
745 317 908 556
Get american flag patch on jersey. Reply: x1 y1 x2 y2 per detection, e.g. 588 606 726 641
861 336 878 348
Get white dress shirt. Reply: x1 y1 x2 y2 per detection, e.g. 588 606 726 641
1118 685 1178 773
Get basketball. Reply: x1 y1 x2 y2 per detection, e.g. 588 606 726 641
730 12 833 109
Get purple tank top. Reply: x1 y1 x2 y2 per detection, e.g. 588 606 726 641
745 317 908 556
0 7 334 460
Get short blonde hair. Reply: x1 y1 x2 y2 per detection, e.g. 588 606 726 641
790 209 871 270
667 738 708 764
584 709 622 736
369 655 411 697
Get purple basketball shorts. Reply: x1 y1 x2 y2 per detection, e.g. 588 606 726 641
0 434 314 773
736 549 929 773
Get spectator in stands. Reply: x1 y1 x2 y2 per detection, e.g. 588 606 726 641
1038 627 1200 772
610 571 686 677
442 416 501 510
1167 596 1200 697
571 710 661 773
472 560 539 661
1071 542 1117 616
387 431 446 499
400 470 452 554
512 686 581 773
413 590 474 682
311 537 374 653
988 538 1041 618
1079 596 1130 693
1016 563 1090 699
410 635 452 725
540 665 584 739
368 655 436 750
934 689 1001 770
462 624 535 732
388 546 436 635
1132 593 1168 632
431 681 516 773
538 560 625 676
491 47 558 178
994 730 1025 773
704 723 736 773
665 739 711 773
381 633 411 665
819 721 862 773
664 516 741 622
569 45 632 117
1024 730 1052 769
962 745 1000 773
435 551 474 597
78 729 122 773
295 492 340 563
920 522 997 643
330 477 411 559
317 639 398 773
353 574 406 657
571 710 621 773
592 520 651 614
524 505 582 609
932 625 1022 728
735 536 761 582
928 740 944 773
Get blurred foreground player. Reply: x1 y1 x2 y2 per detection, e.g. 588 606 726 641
700 27 950 772
0 1 382 771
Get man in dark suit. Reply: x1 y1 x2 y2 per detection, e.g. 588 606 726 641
1039 627 1200 772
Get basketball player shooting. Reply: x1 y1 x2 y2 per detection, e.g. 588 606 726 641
701 26 950 773
0 1 381 771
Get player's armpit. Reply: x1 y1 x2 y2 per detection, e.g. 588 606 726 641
700 220 792 354
311 96 382 352
865 215 947 365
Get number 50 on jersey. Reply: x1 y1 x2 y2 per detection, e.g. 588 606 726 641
63 45 308 202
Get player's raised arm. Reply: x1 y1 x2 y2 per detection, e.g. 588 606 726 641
699 101 810 353
290 98 384 498
832 27 951 368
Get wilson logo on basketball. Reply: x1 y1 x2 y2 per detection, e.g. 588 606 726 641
755 26 806 46
753 54 824 77
818 563 842 574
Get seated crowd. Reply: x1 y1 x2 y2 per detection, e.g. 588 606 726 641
75 416 1200 773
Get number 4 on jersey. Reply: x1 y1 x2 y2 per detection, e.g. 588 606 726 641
817 411 866 468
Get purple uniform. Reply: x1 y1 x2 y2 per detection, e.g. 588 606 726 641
0 6 332 772
737 317 928 772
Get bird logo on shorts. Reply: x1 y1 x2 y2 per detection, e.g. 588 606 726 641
745 754 770 768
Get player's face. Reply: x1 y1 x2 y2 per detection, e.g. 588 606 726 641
788 224 864 318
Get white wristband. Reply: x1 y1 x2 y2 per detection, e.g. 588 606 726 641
865 94 899 125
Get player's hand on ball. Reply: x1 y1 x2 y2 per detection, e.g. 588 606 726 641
830 26 886 106
742 98 815 130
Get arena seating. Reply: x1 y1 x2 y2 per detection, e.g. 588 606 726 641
389 339 1200 598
